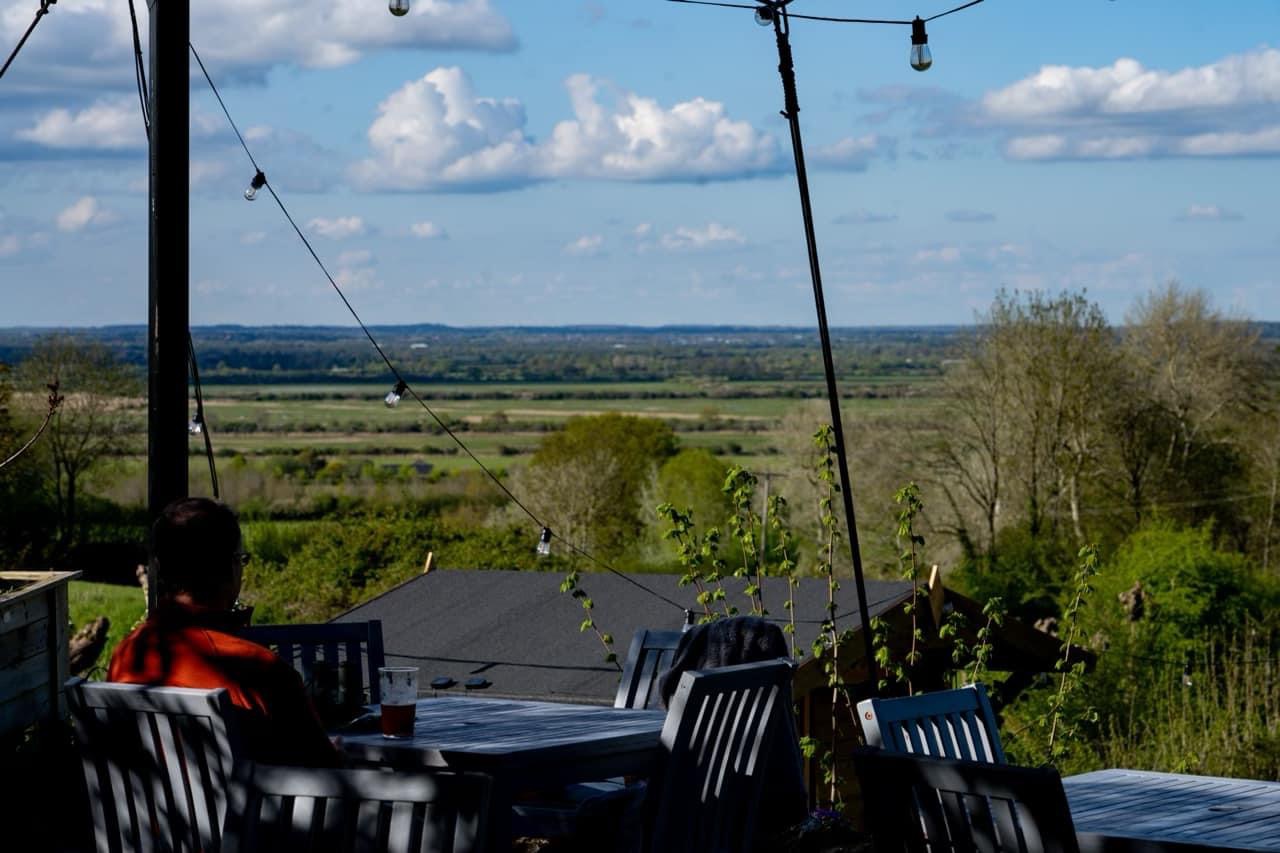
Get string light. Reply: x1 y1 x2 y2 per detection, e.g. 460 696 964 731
537 527 553 557
910 17 932 71
389 0 409 16
384 379 408 408
244 170 266 201
187 412 203 435
191 43 688 616
754 5 774 26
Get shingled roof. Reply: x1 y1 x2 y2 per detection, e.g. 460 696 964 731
334 569 914 705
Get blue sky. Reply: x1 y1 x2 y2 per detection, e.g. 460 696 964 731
1 0 1277 327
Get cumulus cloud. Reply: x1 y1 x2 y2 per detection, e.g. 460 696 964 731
564 234 604 256
16 98 144 151
0 0 514 98
307 216 365 239
1176 204 1243 222
983 48 1280 161
349 67 778 191
833 210 898 225
658 223 745 251
56 196 119 232
946 209 996 223
810 134 895 170
410 221 448 239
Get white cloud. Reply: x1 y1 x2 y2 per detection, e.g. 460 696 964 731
912 246 963 264
0 233 21 258
984 49 1280 161
338 249 374 266
16 98 143 150
349 67 778 191
1177 204 1243 222
307 216 365 239
564 234 604 256
410 221 448 239
658 223 745 251
240 231 267 245
633 223 652 237
0 0 514 99
832 210 897 225
56 196 118 232
810 134 894 170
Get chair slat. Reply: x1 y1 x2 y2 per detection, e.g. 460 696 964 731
857 683 1006 764
234 621 386 709
67 679 238 853
650 659 794 853
854 748 1080 853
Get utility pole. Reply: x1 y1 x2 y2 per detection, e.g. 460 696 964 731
146 0 189 606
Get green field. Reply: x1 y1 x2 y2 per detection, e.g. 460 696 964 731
67 580 147 675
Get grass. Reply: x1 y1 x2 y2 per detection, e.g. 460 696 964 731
67 580 146 676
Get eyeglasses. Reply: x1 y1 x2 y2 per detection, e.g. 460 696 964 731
234 551 251 568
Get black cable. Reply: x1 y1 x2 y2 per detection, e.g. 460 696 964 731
190 45 687 614
188 334 219 499
189 43 261 173
0 0 55 81
667 0 986 27
126 0 150 138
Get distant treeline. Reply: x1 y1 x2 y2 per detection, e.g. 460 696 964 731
0 324 963 383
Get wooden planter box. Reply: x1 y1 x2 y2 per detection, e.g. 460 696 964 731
0 570 81 739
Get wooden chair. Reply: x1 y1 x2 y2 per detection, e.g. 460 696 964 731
223 763 493 853
856 683 1006 763
646 659 795 853
852 748 1080 853
510 627 680 838
614 629 681 709
234 620 385 704
66 677 240 853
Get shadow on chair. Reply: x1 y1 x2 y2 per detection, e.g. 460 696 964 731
852 748 1080 853
66 677 240 853
646 659 795 853
233 620 385 704
224 763 493 853
856 683 1006 763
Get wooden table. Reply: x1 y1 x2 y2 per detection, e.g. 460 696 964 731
340 696 666 851
1065 769 1280 852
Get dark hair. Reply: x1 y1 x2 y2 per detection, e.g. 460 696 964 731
151 498 241 599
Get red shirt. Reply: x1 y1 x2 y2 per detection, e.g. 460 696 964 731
108 604 341 768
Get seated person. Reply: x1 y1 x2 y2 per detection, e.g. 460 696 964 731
109 497 340 767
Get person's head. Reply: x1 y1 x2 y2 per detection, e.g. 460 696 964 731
151 497 244 609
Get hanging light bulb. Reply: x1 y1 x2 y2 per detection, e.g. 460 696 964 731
536 527 553 557
754 5 774 26
188 413 203 435
244 170 266 201
682 609 696 633
389 0 409 16
910 17 932 72
384 380 408 408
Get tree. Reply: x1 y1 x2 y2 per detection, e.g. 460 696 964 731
1120 282 1265 538
18 337 142 551
0 363 56 565
932 290 1114 554
518 414 676 559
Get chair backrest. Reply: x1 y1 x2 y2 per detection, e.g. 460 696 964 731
223 763 493 853
615 629 681 709
234 620 385 704
856 683 1006 763
647 659 794 853
852 748 1080 853
66 677 239 853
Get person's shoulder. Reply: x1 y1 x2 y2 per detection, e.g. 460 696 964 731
202 628 285 664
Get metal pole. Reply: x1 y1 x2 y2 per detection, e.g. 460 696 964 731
772 9 878 691
146 0 189 606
